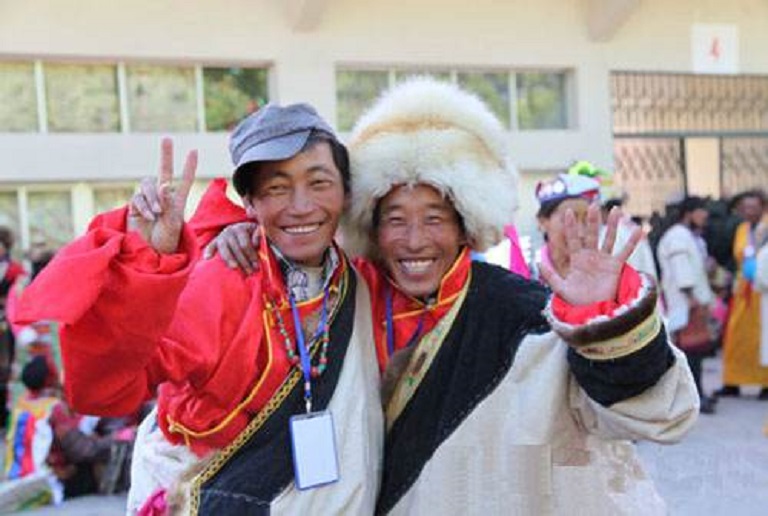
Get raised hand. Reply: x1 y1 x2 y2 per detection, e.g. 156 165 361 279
540 204 643 306
127 138 197 254
203 221 261 274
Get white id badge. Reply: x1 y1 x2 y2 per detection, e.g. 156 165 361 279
289 410 340 490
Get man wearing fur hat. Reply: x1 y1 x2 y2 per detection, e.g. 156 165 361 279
349 79 697 515
207 79 698 515
15 105 383 514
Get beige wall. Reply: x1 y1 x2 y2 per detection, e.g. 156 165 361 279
1 0 767 240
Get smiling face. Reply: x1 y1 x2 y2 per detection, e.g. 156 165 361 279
738 195 764 225
244 142 346 266
374 184 467 299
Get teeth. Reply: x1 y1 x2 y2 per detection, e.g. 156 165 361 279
401 259 434 273
284 224 320 234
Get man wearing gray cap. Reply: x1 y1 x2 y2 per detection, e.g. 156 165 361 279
15 104 383 514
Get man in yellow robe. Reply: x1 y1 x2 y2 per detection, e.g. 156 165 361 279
718 190 768 399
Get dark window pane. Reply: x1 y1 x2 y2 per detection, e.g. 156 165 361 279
517 72 569 130
0 62 37 132
336 70 389 131
394 69 451 83
204 67 268 132
457 71 510 127
127 65 197 132
28 191 73 249
93 187 135 214
46 63 120 132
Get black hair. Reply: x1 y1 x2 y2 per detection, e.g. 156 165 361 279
0 226 14 251
234 129 350 197
729 189 766 212
676 196 707 221
21 356 49 391
537 198 570 219
31 250 55 280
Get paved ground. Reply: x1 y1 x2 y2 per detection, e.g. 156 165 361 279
7 354 768 515
637 356 768 516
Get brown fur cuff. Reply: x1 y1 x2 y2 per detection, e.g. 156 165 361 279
545 273 660 352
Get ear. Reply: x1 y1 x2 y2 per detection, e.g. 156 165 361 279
458 229 470 247
242 196 259 221
536 216 548 234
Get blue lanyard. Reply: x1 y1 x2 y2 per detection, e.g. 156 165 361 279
385 285 395 357
289 287 329 413
384 285 425 358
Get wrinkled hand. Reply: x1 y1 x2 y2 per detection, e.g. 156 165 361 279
203 222 261 274
127 138 197 255
540 205 642 306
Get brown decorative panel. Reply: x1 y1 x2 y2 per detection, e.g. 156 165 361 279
614 138 685 217
722 138 768 197
612 73 768 134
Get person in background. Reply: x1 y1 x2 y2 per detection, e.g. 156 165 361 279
481 224 531 278
0 226 25 429
0 227 24 301
657 196 717 414
755 233 768 436
718 189 768 399
0 356 115 512
567 161 658 280
533 172 601 280
6 246 56 338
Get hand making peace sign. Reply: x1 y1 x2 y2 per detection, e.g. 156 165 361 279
127 138 198 255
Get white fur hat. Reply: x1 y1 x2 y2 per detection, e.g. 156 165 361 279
345 78 518 257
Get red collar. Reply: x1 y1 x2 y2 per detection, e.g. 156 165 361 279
363 247 473 370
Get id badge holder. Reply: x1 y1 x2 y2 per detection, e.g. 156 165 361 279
289 410 340 490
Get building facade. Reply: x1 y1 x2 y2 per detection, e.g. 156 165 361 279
1 0 768 253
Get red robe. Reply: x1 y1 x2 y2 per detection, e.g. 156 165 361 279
15 205 343 456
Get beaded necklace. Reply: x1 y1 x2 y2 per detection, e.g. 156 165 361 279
272 286 331 378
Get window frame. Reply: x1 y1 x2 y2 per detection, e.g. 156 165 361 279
335 65 574 132
0 58 272 134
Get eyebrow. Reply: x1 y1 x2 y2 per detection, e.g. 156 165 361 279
381 202 453 214
306 164 337 176
261 165 336 182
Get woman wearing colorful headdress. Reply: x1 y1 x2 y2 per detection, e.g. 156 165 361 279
533 172 601 281
567 161 658 281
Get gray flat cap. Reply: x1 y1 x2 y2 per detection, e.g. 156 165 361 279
230 103 336 195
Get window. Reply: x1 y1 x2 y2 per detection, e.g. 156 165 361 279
0 62 37 132
45 63 120 132
394 69 451 83
0 59 269 133
203 67 268 132
27 191 74 249
457 71 511 128
93 186 135 214
516 72 568 130
336 70 390 132
126 64 197 132
336 67 571 131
